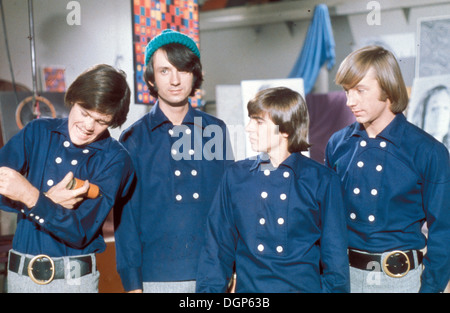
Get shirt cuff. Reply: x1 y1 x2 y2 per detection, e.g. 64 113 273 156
118 267 143 292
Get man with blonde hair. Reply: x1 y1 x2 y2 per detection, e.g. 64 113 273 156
326 46 450 293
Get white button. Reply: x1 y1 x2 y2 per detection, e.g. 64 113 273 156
259 218 266 225
191 170 197 176
193 193 199 199
276 246 284 253
357 161 364 168
258 244 264 252
175 194 182 201
55 157 62 164
380 141 387 148
350 213 356 220
71 160 78 166
368 215 375 222
30 213 34 217
360 140 367 147
371 189 378 196
63 141 70 147
168 129 174 136
188 149 195 155
39 218 44 224
277 218 285 225
47 179 54 186
280 193 287 200
264 169 270 176
21 209 25 214
283 171 290 178
376 165 383 172
353 188 360 195
83 149 89 154
35 215 40 220
171 149 177 155
185 129 191 135
261 192 268 199
174 170 181 176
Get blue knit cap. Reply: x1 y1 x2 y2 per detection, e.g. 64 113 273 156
144 29 200 66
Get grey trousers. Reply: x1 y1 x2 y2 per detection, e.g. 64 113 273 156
349 250 423 293
7 250 99 293
143 280 196 293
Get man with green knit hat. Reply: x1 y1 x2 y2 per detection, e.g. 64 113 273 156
115 29 233 293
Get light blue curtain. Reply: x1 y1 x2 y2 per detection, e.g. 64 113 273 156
288 4 335 95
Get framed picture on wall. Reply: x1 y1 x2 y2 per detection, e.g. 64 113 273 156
416 15 450 78
131 0 202 107
407 74 450 151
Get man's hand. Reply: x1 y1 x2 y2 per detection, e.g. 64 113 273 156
0 166 39 208
45 172 90 209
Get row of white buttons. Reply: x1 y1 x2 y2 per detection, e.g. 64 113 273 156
55 157 78 166
175 193 200 201
257 244 284 253
174 169 198 176
263 169 290 178
171 149 195 156
260 192 287 200
350 212 375 222
29 212 44 224
360 140 387 148
357 161 383 172
353 188 378 196
168 128 192 136
259 217 285 225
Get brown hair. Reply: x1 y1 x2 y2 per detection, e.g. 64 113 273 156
65 64 130 128
247 87 310 153
335 45 409 113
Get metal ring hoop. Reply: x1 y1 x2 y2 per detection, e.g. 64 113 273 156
15 95 56 129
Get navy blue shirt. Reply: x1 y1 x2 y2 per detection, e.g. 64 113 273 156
0 118 135 257
325 113 450 293
115 102 233 291
196 153 350 293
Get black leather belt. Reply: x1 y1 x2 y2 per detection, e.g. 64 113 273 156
349 249 423 278
8 250 94 285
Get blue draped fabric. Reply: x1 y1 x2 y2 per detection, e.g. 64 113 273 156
288 4 335 94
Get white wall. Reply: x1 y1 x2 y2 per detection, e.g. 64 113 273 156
199 1 450 103
0 0 148 140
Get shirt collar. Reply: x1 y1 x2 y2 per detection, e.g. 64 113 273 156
249 152 303 177
348 113 407 147
53 118 110 150
148 100 202 131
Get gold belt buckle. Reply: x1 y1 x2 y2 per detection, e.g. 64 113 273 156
27 254 55 285
382 250 410 278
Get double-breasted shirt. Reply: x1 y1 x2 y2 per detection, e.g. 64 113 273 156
325 113 450 293
115 102 233 291
196 153 350 293
0 118 135 257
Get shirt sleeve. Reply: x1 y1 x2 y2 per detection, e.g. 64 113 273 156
319 171 350 293
26 150 135 249
0 122 33 213
114 132 144 292
419 143 450 293
196 169 237 293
